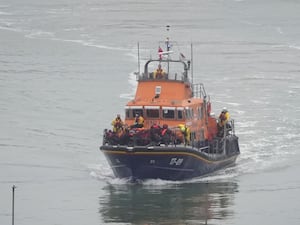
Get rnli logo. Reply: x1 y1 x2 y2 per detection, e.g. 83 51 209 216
169 158 184 166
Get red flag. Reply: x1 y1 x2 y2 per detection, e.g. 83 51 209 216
158 46 163 59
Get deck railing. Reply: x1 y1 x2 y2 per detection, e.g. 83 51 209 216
192 83 207 99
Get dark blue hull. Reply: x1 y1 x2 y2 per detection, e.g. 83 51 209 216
100 145 239 181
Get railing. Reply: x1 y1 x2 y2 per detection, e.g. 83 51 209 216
138 72 188 82
102 119 237 155
210 119 236 155
192 83 207 99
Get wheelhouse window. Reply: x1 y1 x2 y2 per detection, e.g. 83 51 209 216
191 108 194 118
185 107 194 119
145 106 160 118
132 107 143 118
162 107 175 119
198 106 203 119
125 108 130 119
177 107 184 119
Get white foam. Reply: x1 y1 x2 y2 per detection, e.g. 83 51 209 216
63 27 85 31
288 45 300 50
236 110 246 115
237 120 258 128
276 26 283 34
119 93 134 100
25 30 55 39
120 72 137 100
89 163 241 186
77 41 129 51
0 25 21 32
23 30 132 52
88 163 114 181
272 44 300 51
0 11 11 15
226 102 241 107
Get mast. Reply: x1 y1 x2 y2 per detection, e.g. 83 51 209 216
137 42 140 77
166 25 170 75
191 43 194 85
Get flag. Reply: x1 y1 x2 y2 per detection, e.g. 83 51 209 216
158 46 163 60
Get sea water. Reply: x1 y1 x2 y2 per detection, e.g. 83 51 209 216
1 0 300 224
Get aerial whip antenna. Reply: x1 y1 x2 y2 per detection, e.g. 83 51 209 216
166 25 171 74
137 42 140 76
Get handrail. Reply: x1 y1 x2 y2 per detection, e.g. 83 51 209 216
192 83 207 99
142 59 189 81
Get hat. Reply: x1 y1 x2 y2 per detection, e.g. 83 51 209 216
222 107 227 112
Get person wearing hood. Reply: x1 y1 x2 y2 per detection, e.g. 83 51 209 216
111 114 124 133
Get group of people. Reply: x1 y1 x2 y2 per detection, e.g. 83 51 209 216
110 113 192 146
109 106 231 145
111 113 144 133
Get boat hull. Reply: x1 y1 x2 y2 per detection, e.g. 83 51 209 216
100 145 239 181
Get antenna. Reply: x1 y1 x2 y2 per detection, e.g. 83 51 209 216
137 42 140 75
166 25 170 75
191 43 194 85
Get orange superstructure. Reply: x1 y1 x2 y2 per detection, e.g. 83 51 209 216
124 57 218 145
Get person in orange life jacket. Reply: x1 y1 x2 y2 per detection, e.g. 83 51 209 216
131 113 144 128
161 124 170 136
150 122 161 143
111 114 124 133
161 124 172 144
154 64 165 79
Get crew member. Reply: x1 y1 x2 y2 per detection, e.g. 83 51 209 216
218 107 230 127
111 114 124 133
178 124 191 145
154 64 165 79
217 107 230 136
150 122 161 144
161 124 172 145
131 113 144 128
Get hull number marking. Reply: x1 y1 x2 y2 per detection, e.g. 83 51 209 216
170 158 184 166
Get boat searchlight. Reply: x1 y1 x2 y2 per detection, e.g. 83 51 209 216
153 86 161 100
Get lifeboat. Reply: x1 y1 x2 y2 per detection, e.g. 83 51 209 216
100 37 240 181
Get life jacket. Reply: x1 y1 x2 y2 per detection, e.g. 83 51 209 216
114 118 122 127
161 128 168 136
155 68 164 78
156 68 163 74
135 116 144 125
178 124 187 134
218 111 230 127
151 124 160 129
177 124 191 144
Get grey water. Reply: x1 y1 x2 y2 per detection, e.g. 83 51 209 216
1 0 300 224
